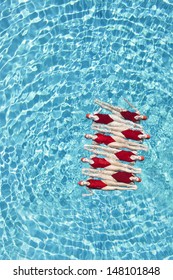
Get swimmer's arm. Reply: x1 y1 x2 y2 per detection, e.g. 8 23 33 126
124 98 139 113
82 187 93 197
90 154 97 158
92 141 99 145
92 115 99 121
94 108 102 114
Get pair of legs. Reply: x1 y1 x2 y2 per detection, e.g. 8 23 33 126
99 185 137 190
92 137 148 151
92 122 143 133
83 184 137 196
85 144 136 155
95 99 124 113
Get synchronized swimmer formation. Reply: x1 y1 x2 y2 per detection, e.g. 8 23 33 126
78 99 150 196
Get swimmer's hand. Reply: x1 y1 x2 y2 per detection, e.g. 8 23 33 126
82 193 93 197
82 188 93 197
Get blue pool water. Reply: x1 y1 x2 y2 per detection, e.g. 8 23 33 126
0 0 173 260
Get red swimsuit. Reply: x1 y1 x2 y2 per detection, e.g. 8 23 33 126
112 172 133 183
120 111 139 122
90 157 110 168
121 129 142 141
94 114 114 124
87 179 107 189
115 150 136 162
94 133 115 145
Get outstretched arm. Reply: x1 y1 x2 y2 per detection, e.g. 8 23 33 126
92 123 131 133
94 107 102 114
123 98 140 114
95 99 123 112
82 187 94 197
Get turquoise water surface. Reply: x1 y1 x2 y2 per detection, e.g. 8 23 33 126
0 0 173 259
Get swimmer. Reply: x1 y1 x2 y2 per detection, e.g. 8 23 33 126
86 112 143 130
92 124 150 141
94 99 147 122
82 169 142 184
85 133 148 151
81 156 141 173
84 144 145 163
78 179 137 196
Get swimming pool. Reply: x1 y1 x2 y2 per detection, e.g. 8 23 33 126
0 0 173 260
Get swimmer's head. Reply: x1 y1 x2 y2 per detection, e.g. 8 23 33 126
142 115 147 120
86 113 96 120
81 157 87 162
138 156 145 161
138 115 148 120
131 175 142 182
135 176 142 182
145 134 150 139
86 113 90 119
86 113 95 119
140 133 150 139
85 134 93 139
131 155 144 161
78 181 85 186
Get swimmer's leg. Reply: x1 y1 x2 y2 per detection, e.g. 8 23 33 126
110 161 141 173
82 168 103 177
107 120 142 131
92 123 130 133
84 144 119 154
94 99 123 113
125 166 141 173
104 165 124 172
109 142 127 150
91 124 111 134
102 185 137 191
126 143 148 151
85 146 106 157
130 142 148 151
